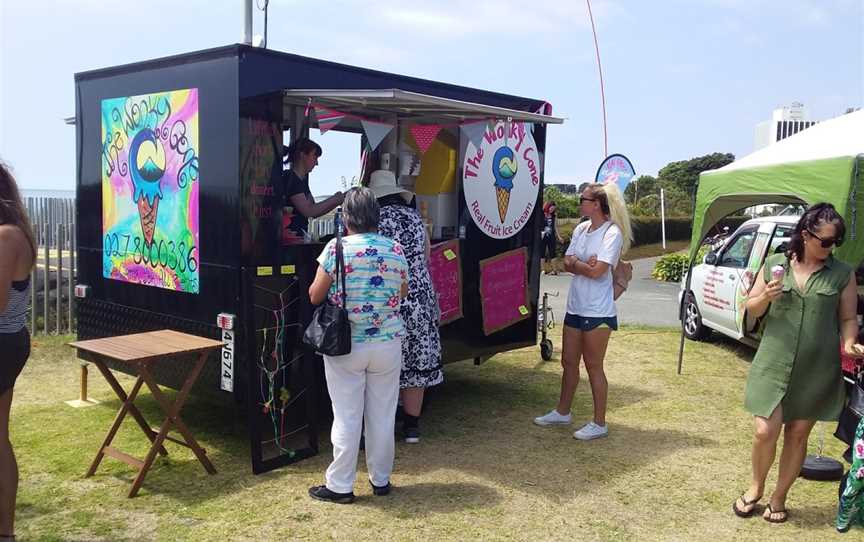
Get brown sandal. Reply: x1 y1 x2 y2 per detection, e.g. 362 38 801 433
732 493 761 518
763 503 788 523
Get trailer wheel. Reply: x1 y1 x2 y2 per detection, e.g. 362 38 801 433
540 339 554 361
682 292 711 341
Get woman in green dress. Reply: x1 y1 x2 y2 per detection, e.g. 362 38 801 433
732 203 864 523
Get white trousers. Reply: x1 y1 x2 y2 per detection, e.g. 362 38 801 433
323 338 402 493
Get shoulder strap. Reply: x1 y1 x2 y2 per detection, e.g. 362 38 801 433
335 210 346 305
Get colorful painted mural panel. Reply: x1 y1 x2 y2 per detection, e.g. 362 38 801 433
101 88 200 293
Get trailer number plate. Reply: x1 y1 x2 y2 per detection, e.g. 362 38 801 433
220 329 235 392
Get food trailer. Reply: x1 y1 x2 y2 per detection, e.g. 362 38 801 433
74 44 563 473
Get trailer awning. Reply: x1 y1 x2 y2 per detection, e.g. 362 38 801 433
282 89 564 127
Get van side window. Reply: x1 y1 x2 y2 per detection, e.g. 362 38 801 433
769 225 792 255
718 229 757 269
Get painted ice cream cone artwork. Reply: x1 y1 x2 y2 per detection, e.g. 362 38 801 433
495 186 511 223
102 88 200 292
129 128 165 247
492 146 518 222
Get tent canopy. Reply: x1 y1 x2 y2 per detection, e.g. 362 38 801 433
689 110 864 266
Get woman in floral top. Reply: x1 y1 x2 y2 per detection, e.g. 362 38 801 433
307 187 408 504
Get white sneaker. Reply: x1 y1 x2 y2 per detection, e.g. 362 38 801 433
533 409 572 426
573 422 608 440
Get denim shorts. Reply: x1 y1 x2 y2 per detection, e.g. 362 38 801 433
564 313 618 331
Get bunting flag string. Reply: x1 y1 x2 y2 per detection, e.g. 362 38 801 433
410 124 443 155
314 106 345 134
360 119 395 151
307 101 549 140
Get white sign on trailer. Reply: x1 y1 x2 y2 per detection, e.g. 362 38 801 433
462 121 540 239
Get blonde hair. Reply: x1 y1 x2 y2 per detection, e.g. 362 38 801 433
584 182 633 255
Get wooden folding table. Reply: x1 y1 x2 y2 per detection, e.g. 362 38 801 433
69 329 224 497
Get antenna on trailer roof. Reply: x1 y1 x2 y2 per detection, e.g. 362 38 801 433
242 0 253 45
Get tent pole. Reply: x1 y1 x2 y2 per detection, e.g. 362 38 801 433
676 264 694 375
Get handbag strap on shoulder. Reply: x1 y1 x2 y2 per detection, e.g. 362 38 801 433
335 209 347 306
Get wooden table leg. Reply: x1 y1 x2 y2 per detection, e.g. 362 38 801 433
139 352 217 475
85 366 144 477
90 358 168 457
128 352 216 497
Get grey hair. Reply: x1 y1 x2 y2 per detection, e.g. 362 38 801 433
342 187 379 233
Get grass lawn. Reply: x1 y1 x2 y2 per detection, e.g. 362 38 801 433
11 330 853 541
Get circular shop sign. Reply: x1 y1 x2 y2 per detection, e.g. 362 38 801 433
462 122 541 239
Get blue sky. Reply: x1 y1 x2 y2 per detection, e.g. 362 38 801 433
1 0 862 197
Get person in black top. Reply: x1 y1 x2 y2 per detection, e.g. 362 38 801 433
282 138 344 243
541 201 563 274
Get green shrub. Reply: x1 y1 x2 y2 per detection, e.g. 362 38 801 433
651 253 689 282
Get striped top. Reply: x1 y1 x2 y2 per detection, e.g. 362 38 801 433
317 233 408 343
0 278 30 334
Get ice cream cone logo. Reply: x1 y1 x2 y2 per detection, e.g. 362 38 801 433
492 146 518 222
128 128 165 246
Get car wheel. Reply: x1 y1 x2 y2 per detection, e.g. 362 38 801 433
682 292 711 341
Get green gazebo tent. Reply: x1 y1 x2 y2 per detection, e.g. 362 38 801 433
678 110 864 373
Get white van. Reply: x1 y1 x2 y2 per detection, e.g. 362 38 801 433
679 215 799 346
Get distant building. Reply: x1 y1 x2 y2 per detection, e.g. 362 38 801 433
754 102 818 150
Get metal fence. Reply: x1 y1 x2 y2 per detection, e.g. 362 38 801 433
25 197 76 335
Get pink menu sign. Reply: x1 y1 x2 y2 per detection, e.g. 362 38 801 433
429 240 463 325
479 247 530 335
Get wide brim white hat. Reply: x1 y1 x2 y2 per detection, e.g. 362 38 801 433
368 169 414 203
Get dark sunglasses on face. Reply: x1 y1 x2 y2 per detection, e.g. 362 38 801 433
807 229 840 248
579 197 596 204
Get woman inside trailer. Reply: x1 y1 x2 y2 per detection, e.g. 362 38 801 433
282 138 345 243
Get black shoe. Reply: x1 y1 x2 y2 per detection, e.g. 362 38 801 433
403 426 420 444
308 485 355 504
370 480 392 496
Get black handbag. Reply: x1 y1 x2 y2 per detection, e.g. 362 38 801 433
834 368 864 446
303 220 351 356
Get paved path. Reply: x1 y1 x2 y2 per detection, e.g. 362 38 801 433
539 256 681 328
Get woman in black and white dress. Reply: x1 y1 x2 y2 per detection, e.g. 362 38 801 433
369 170 443 443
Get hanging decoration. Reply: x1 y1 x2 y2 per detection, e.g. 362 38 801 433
410 124 443 155
460 120 489 150
360 119 394 151
314 106 345 134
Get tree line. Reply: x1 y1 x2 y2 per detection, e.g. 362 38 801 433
545 152 735 218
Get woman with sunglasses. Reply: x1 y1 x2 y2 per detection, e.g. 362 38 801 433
733 202 864 523
533 183 632 441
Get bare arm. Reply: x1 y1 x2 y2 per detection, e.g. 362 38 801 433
290 191 344 219
839 271 864 356
563 255 609 279
308 265 334 305
0 226 27 313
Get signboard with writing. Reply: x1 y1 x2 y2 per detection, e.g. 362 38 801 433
101 88 200 292
429 240 463 325
479 247 530 335
595 153 635 194
240 104 282 260
462 122 541 239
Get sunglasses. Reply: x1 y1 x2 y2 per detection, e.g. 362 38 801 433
579 196 596 204
807 229 841 248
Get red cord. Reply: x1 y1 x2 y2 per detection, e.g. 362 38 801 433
586 0 608 158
